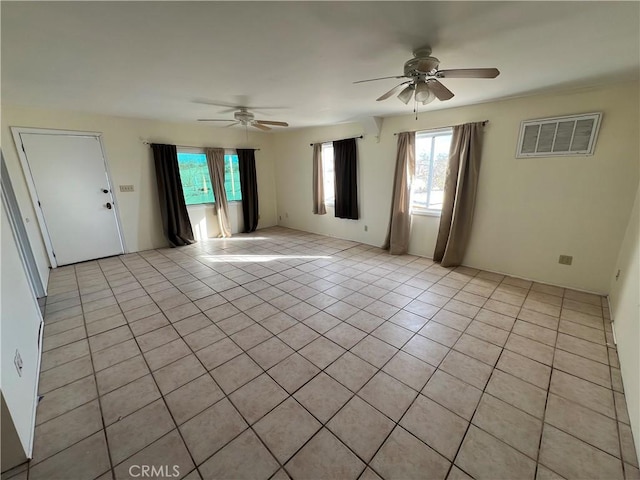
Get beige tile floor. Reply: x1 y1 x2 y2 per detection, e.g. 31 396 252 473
4 226 639 480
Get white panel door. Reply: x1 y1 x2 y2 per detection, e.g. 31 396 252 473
19 133 124 265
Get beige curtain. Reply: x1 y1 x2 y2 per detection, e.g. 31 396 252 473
205 148 232 238
383 132 415 254
312 143 326 215
434 122 484 266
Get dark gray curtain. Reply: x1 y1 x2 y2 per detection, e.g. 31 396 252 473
434 122 484 266
333 138 359 220
151 143 195 247
237 149 259 233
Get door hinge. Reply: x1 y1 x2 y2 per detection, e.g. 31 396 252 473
52 251 56 258
21 143 26 153
38 200 42 207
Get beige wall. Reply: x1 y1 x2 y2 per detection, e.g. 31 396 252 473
273 82 639 293
609 183 640 461
1 106 278 284
187 203 246 242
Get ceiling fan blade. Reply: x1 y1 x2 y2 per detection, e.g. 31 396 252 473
193 99 237 108
253 123 271 131
435 68 500 79
397 85 415 104
256 120 289 127
223 122 241 128
377 81 411 101
193 99 287 112
427 80 455 101
198 119 234 122
353 75 406 84
214 107 240 114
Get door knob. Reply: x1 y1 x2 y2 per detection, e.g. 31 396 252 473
105 202 112 209
102 188 109 193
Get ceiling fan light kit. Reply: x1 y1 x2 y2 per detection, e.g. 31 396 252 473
356 46 500 110
414 82 435 103
397 85 415 104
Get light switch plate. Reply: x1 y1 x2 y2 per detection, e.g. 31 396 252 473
119 185 134 192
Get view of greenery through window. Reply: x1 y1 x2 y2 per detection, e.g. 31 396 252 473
413 131 452 211
177 152 242 205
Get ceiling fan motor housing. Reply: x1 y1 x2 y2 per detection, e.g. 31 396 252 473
404 55 440 77
234 109 255 125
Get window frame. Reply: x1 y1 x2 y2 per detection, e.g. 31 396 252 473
176 147 242 206
411 127 453 217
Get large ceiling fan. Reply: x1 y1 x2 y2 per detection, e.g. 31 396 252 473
355 46 500 106
198 107 289 131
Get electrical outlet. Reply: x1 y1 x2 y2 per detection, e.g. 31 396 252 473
119 185 134 192
558 255 573 266
279 215 282 221
616 269 621 280
285 212 289 218
14 350 23 377
364 225 368 232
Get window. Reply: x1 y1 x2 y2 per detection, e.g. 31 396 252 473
412 129 453 214
177 150 242 205
223 154 242 202
177 152 214 205
321 142 335 205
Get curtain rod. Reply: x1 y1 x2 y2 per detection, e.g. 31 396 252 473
143 141 260 151
309 135 363 147
393 120 489 135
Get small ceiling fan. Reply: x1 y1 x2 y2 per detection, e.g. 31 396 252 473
354 46 500 106
198 107 289 131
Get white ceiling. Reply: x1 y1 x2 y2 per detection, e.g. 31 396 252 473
2 2 639 128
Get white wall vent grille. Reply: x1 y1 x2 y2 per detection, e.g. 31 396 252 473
516 112 602 158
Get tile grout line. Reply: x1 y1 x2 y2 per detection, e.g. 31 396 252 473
107 253 254 478
532 286 561 480
141 242 459 476
27 273 91 476
38 275 613 436
102 252 300 478
90 257 202 479
40 265 115 479
437 272 512 480
75 263 119 480
31 229 630 480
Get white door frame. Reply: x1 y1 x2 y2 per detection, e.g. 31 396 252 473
1 151 46 298
10 127 127 268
